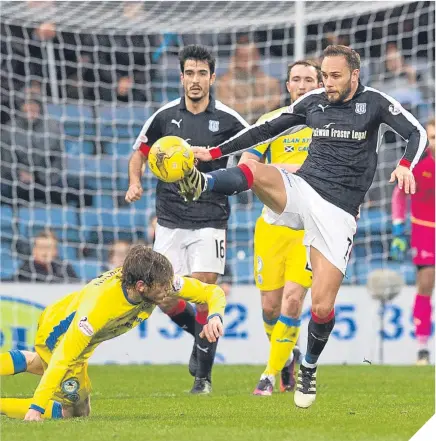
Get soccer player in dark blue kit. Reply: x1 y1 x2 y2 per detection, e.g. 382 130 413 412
179 45 427 407
126 45 248 394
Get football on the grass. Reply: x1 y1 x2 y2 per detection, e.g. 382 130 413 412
148 136 194 183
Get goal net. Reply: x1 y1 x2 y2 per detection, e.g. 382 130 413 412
0 1 434 284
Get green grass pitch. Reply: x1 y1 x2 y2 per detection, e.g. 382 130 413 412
1 365 434 441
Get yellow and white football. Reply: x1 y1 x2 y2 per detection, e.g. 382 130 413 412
148 136 194 183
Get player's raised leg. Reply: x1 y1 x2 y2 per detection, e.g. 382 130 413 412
181 160 288 215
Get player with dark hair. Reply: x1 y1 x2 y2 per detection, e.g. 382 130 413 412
0 245 226 421
179 45 427 407
125 44 248 394
240 60 322 396
391 117 435 365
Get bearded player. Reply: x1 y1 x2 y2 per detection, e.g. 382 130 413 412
0 245 225 421
178 45 426 408
391 117 435 365
241 60 322 395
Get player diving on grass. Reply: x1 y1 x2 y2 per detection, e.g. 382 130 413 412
0 245 225 421
178 44 427 408
238 60 323 396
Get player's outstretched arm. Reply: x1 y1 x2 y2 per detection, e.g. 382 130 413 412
193 110 307 162
171 275 226 342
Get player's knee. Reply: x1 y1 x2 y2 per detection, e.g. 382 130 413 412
418 282 434 296
243 159 259 174
282 295 302 318
282 285 306 318
22 351 43 375
261 295 281 319
311 302 335 320
417 272 435 295
244 159 264 184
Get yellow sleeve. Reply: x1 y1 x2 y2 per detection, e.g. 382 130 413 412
247 114 270 158
248 142 269 159
171 275 226 321
30 290 109 413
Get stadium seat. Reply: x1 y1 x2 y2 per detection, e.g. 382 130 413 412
234 256 254 284
58 243 78 261
260 57 289 80
0 248 21 280
356 209 391 237
80 208 147 244
93 194 116 210
18 207 80 242
352 236 386 260
354 259 416 285
0 205 14 242
98 104 152 139
67 155 118 190
102 141 133 157
71 260 103 282
152 85 180 104
46 103 95 137
156 54 180 82
64 140 94 155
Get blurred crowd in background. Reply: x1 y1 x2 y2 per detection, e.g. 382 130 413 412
0 1 434 283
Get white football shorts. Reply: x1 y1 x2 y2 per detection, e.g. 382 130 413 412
263 169 357 275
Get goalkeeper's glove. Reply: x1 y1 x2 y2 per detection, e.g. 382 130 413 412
390 222 408 261
178 166 206 203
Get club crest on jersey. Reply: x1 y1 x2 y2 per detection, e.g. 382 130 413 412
62 378 80 395
389 104 401 115
209 120 219 132
355 103 367 114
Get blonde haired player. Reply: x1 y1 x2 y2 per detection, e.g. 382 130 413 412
241 61 322 395
0 245 225 421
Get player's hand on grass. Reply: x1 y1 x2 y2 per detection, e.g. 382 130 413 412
192 147 213 162
125 183 143 202
389 166 416 194
24 409 42 422
200 315 223 343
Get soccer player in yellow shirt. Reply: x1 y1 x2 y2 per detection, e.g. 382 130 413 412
240 60 322 395
0 245 225 421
